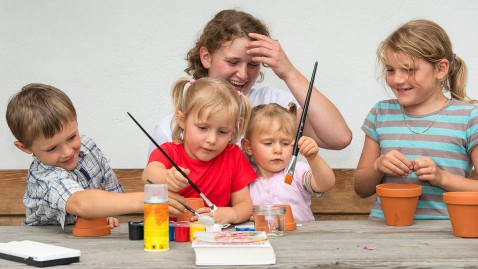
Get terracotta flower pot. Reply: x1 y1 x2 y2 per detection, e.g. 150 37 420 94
72 217 111 237
376 184 422 226
443 192 478 238
284 204 296 231
177 197 205 222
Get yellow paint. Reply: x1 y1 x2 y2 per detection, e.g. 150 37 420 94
189 222 206 241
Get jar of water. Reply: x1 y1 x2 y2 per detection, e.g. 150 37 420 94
252 204 286 237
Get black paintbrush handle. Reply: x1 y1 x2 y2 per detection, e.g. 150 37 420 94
127 112 203 195
184 204 199 216
292 61 318 156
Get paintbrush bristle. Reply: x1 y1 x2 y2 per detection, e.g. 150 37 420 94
284 174 293 185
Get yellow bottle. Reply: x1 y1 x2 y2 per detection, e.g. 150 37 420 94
144 184 169 251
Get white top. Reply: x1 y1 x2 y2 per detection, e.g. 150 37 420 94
147 85 298 156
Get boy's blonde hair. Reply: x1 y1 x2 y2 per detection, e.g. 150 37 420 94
377 19 475 103
171 77 251 145
6 83 77 148
243 103 297 165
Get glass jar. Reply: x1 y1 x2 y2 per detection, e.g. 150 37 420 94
252 204 286 237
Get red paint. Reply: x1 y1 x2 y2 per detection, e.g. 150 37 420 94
174 222 190 242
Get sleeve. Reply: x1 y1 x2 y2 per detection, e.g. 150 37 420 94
269 88 300 109
230 146 257 192
292 162 322 200
148 113 175 157
466 106 478 153
26 170 84 228
302 170 324 198
96 146 123 193
49 174 84 228
247 86 301 109
361 102 380 143
82 135 123 193
148 142 175 168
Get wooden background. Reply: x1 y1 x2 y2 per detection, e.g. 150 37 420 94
1 169 371 225
0 169 478 225
2 169 475 225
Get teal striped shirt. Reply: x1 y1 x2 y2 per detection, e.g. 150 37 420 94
362 99 478 220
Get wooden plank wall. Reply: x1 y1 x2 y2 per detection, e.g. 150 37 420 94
5 169 477 225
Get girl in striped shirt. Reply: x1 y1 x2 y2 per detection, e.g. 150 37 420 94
354 19 478 220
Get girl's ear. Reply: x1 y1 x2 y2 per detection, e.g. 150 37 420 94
199 46 211 69
435 58 450 81
176 111 186 129
241 138 253 156
14 141 33 154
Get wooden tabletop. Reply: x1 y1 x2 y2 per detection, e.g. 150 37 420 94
0 219 476 268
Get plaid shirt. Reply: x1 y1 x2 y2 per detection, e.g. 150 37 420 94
23 135 124 228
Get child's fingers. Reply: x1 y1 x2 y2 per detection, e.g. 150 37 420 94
168 192 186 216
413 157 431 169
298 137 318 156
106 217 119 228
173 169 190 185
386 150 413 173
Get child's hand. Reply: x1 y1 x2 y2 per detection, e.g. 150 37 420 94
413 157 443 186
168 191 187 217
298 136 319 160
192 206 218 222
106 217 119 228
194 207 233 225
374 150 413 176
209 207 234 225
165 166 190 192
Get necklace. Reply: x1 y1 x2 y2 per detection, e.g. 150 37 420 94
401 98 450 134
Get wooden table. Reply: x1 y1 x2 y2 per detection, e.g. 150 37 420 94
0 220 476 268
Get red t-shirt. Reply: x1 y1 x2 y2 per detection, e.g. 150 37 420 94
148 143 257 207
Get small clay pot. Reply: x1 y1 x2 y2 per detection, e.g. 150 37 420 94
284 204 297 231
376 184 422 226
72 217 111 237
177 197 205 222
443 192 478 238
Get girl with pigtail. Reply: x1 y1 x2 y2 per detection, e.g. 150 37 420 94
142 77 257 224
241 103 335 222
354 19 478 220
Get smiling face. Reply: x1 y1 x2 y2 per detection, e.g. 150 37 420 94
200 37 261 95
384 49 448 114
16 120 81 171
244 119 294 178
178 109 235 162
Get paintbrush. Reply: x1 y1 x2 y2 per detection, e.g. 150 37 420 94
129 112 217 211
146 179 214 226
284 61 318 184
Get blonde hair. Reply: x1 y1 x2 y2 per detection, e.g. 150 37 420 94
171 77 252 145
243 103 297 165
377 19 475 103
6 83 77 148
